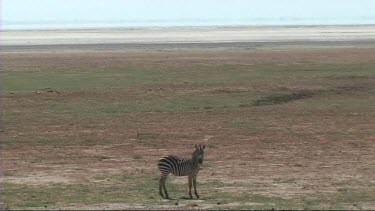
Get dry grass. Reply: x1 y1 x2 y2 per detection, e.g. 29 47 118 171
2 48 375 210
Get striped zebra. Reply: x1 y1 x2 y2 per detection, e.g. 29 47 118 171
158 144 206 199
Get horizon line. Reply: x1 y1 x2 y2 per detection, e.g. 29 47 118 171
3 23 375 32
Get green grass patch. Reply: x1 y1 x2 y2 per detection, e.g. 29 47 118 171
6 177 374 210
4 63 375 93
4 176 159 209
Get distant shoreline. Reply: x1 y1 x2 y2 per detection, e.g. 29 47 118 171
1 25 375 52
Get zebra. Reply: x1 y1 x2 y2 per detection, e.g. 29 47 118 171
158 144 206 199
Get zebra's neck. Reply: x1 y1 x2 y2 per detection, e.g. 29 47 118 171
190 157 200 167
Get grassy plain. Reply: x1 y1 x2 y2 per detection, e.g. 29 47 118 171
2 48 375 210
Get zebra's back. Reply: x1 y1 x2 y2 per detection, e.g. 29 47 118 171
158 155 194 176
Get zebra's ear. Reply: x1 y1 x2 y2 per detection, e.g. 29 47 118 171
195 144 198 149
202 144 206 149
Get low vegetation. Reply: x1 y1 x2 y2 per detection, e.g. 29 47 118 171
2 49 375 209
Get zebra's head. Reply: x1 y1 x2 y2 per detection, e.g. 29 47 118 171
193 144 206 164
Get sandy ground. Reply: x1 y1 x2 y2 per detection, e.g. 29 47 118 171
2 25 375 48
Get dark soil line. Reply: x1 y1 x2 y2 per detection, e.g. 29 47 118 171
251 84 372 107
252 90 319 106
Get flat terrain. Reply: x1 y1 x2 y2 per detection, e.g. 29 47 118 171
1 30 375 209
3 25 375 46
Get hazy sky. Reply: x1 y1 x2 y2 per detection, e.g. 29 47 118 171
3 0 375 28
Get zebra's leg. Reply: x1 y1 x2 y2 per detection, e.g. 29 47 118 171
193 175 199 199
159 177 165 198
162 176 170 199
188 175 193 199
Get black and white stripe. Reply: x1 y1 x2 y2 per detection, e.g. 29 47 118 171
158 144 206 199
